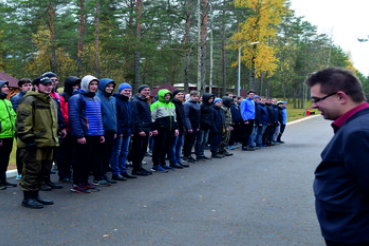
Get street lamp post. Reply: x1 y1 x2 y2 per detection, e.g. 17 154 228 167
237 41 259 96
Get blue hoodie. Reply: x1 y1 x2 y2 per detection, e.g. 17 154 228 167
96 78 118 133
240 97 255 121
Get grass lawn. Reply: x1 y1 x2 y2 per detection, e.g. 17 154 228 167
6 99 318 171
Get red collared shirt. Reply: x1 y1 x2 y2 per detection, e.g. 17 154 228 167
332 102 369 133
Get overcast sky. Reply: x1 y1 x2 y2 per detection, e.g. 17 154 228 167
290 0 369 76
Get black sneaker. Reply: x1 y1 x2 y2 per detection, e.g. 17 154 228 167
104 176 117 184
92 179 111 186
196 156 207 162
170 163 183 169
132 169 149 176
71 184 91 194
211 153 223 158
83 183 101 192
185 157 197 163
220 151 233 156
140 168 152 175
121 171 137 179
111 174 127 181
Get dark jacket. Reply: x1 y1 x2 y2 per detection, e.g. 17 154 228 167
96 78 118 133
314 107 369 243
272 105 279 123
114 93 134 136
131 93 151 133
231 104 241 123
211 104 226 134
277 106 284 124
172 98 186 134
254 101 261 125
265 103 275 125
221 96 233 128
258 103 269 125
60 76 81 131
184 99 201 131
200 93 214 130
68 90 104 138
10 90 26 112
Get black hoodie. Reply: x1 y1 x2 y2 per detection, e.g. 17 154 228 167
60 76 81 102
200 93 215 130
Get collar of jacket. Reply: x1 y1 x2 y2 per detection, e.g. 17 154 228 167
0 93 7 99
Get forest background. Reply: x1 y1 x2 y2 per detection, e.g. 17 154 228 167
0 0 368 109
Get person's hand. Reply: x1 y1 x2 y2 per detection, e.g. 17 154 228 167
259 124 262 127
151 130 158 136
100 136 105 143
114 134 117 139
197 128 200 132
230 127 234 131
188 129 193 133
174 129 179 136
138 131 146 137
131 134 134 137
60 129 67 139
77 137 86 145
244 121 249 125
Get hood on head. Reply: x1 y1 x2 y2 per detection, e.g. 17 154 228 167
98 78 116 93
0 81 9 89
64 76 81 96
222 96 233 107
158 89 172 102
81 75 99 92
203 93 215 105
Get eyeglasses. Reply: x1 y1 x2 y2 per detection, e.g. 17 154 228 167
51 79 58 82
311 92 337 104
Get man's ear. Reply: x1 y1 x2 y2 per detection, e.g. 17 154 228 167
337 91 348 103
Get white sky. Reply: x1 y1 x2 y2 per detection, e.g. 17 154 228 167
290 0 369 76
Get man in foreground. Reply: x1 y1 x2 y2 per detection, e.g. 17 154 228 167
305 67 369 245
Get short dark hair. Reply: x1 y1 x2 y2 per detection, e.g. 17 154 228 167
247 90 255 95
225 92 233 96
305 67 366 103
189 90 200 96
18 78 32 87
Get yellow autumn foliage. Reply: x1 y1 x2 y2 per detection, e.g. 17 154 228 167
229 0 289 78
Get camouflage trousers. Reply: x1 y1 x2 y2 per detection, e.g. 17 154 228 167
219 130 231 152
19 147 53 192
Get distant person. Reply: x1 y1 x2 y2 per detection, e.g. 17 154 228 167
240 91 255 151
10 78 32 180
277 101 287 143
218 96 233 156
306 67 369 245
210 98 226 158
0 81 17 190
196 93 214 161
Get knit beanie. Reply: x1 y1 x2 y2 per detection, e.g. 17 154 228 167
172 89 183 97
214 98 222 104
42 72 58 78
138 84 150 93
118 83 132 93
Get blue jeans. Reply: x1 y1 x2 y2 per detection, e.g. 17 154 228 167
255 125 267 146
110 135 130 174
195 129 209 157
248 125 258 147
210 133 222 153
168 134 184 165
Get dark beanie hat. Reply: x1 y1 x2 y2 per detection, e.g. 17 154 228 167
138 84 150 93
42 72 58 78
172 89 183 97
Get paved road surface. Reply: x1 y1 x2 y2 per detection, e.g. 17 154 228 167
0 116 332 246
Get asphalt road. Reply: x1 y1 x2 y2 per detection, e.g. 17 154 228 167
0 116 332 246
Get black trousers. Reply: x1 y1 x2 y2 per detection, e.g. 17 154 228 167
128 132 149 172
277 124 286 142
0 138 13 182
72 136 100 184
15 137 22 175
325 239 369 246
57 132 74 179
94 131 115 180
241 120 254 148
183 132 196 158
229 122 240 146
152 130 174 167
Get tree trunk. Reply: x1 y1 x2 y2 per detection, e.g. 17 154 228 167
209 2 213 94
78 0 85 77
95 0 100 78
183 0 192 93
134 0 143 92
197 0 201 92
48 4 57 73
222 1 226 95
260 72 263 96
200 0 208 94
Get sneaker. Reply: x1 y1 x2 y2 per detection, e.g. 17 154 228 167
140 167 152 175
83 183 101 192
161 165 175 171
219 151 233 156
211 153 223 158
227 145 235 150
151 166 168 173
104 176 117 184
132 169 149 176
16 174 22 181
180 163 190 168
196 156 207 162
183 157 197 163
169 163 183 169
71 184 91 194
92 179 111 186
0 184 6 190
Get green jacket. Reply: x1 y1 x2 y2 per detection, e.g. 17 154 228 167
0 98 16 139
16 91 59 148
150 89 178 131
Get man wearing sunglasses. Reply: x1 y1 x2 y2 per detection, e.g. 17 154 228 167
305 68 369 246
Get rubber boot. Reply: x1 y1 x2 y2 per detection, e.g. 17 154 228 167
34 191 54 205
22 191 43 209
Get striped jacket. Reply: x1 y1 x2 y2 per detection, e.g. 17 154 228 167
150 89 178 131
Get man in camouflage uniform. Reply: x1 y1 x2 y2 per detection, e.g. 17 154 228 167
16 76 60 209
218 96 234 156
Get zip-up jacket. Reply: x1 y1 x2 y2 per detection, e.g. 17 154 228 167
172 97 186 134
258 103 269 125
240 98 255 121
96 78 118 133
114 93 135 136
69 89 104 138
272 104 279 123
211 104 226 134
265 103 275 125
0 82 16 139
231 103 241 123
131 93 152 133
59 76 81 131
15 91 59 148
10 90 26 112
50 90 66 130
200 93 215 130
184 99 201 130
150 89 178 131
221 96 233 128
282 107 287 125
